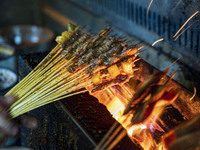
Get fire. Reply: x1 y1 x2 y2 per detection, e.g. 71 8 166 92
93 69 179 150
104 92 147 136
93 84 166 149
106 96 125 120
127 124 147 137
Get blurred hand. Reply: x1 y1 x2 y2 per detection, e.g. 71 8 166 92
0 96 38 145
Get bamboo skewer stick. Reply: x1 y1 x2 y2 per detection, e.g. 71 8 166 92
15 65 87 106
8 59 71 110
15 58 71 98
6 45 61 96
10 89 88 118
6 69 40 96
101 124 123 149
36 76 90 102
17 72 88 109
8 53 74 100
95 121 120 150
9 70 67 110
29 89 88 112
6 26 98 118
10 79 92 118
8 65 92 117
6 25 142 122
8 70 89 114
32 44 61 71
6 54 60 97
14 53 67 96
34 79 91 107
95 117 132 150
107 129 127 150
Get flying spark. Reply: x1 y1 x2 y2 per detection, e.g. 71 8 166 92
152 38 164 46
190 87 197 101
174 20 199 41
147 0 154 15
173 11 199 38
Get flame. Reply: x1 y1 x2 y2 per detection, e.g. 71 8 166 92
127 124 147 137
106 96 125 120
92 83 169 150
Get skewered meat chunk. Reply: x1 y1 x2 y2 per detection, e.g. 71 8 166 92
64 33 90 59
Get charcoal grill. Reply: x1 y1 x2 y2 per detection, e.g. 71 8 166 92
16 0 200 149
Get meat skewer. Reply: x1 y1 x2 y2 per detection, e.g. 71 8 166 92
5 23 142 119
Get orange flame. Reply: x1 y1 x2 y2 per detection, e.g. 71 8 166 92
92 81 177 149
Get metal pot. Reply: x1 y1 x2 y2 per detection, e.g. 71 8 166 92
0 25 55 54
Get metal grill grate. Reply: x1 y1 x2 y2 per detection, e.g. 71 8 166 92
71 0 200 59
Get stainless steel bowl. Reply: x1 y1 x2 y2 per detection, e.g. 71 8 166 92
0 25 54 54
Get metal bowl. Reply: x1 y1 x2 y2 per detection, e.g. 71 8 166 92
0 25 54 54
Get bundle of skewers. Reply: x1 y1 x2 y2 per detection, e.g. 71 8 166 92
6 24 142 119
